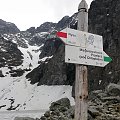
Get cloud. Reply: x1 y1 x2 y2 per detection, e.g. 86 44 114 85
0 0 93 30
46 0 82 20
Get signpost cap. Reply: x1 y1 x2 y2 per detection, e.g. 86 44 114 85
78 0 88 11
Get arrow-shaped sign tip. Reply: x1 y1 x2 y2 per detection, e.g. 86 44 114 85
104 56 112 63
103 52 112 67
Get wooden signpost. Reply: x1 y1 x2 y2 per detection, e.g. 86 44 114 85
75 0 88 120
56 0 112 120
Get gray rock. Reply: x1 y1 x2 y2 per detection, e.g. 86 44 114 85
106 83 120 96
14 117 35 120
101 96 120 103
26 43 75 86
88 0 120 91
40 116 47 120
44 111 50 118
40 98 74 120
0 36 23 68
88 107 102 118
88 85 120 120
64 106 74 119
50 98 70 111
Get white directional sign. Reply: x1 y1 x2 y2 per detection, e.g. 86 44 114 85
65 45 112 67
57 27 112 67
56 28 103 50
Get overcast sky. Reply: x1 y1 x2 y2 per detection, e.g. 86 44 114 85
0 0 93 31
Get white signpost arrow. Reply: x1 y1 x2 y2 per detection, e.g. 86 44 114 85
65 45 112 67
56 28 112 67
56 27 103 50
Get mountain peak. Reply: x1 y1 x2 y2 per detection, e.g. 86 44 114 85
0 19 20 34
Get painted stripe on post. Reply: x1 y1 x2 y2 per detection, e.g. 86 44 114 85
56 32 67 38
104 56 112 62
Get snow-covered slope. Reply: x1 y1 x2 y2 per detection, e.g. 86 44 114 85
0 32 74 120
0 76 74 111
0 41 42 110
0 73 74 119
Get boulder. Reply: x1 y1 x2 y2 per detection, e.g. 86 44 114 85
106 83 120 96
40 98 74 120
50 98 71 111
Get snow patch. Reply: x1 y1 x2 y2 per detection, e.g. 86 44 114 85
34 32 48 38
40 56 53 62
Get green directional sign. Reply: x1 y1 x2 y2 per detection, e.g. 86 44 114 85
104 56 112 62
103 52 112 66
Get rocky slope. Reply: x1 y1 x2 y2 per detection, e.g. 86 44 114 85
88 0 120 91
0 35 23 68
40 83 120 120
26 14 77 86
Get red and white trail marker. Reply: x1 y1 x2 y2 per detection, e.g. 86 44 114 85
56 27 112 67
56 28 103 50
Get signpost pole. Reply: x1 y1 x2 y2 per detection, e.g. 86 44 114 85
56 1 111 119
75 0 88 120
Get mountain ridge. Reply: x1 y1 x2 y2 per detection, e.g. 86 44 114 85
0 19 20 34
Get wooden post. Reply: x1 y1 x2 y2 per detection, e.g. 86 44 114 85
75 0 88 120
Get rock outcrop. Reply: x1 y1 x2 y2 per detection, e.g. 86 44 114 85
26 14 77 86
88 83 120 120
0 36 23 68
36 22 56 33
88 0 120 90
40 98 74 120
